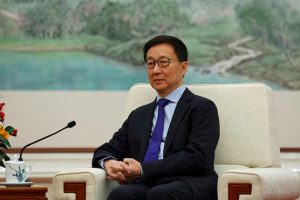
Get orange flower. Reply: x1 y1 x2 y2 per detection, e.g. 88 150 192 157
0 126 9 140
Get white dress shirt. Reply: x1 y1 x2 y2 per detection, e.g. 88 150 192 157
153 85 186 159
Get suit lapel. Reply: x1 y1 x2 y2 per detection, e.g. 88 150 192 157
138 99 156 161
163 89 193 155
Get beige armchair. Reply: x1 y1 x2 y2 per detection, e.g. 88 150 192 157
53 83 300 200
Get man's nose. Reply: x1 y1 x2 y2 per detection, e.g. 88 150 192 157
152 62 161 72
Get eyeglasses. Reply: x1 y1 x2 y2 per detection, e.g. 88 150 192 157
143 58 179 69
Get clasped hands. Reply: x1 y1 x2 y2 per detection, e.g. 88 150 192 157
104 158 142 184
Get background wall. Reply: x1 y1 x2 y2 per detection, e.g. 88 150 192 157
275 91 300 147
1 89 299 148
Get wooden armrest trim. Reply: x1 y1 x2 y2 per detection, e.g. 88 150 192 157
229 183 252 200
64 182 86 200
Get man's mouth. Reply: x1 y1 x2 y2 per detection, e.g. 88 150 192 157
153 79 164 83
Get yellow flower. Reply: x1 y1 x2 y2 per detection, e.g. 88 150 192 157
0 126 9 140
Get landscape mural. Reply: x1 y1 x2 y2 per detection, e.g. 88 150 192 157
0 0 299 90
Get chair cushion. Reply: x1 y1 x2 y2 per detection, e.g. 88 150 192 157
214 164 249 175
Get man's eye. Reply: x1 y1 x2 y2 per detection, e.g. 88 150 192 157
159 60 169 65
147 61 155 65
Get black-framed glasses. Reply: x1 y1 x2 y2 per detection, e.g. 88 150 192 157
143 58 179 69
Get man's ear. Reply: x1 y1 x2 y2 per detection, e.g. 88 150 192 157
182 61 188 77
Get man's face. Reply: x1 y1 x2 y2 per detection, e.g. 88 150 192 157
146 43 188 97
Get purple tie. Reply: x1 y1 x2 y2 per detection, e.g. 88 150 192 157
143 98 170 163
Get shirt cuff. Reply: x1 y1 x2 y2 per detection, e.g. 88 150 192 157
140 166 144 176
98 156 116 169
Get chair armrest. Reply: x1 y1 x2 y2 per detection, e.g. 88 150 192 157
53 168 118 200
218 168 300 200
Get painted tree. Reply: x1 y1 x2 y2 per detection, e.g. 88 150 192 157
0 0 23 38
86 0 190 41
235 0 300 67
23 0 81 38
175 0 238 24
75 0 103 34
137 0 190 38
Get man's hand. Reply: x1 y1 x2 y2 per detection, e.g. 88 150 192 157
123 158 142 181
103 159 128 184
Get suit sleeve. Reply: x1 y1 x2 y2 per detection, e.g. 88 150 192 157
142 99 220 179
92 113 132 168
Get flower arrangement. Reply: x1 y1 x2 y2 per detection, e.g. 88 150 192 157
0 102 18 168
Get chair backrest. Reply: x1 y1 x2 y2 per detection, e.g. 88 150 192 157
122 83 281 168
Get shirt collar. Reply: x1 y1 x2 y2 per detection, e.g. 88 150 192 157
157 85 186 103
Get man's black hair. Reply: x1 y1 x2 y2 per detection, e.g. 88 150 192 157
143 35 188 62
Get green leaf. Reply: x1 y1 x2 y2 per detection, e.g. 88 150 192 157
0 135 10 148
0 142 8 149
0 160 5 168
5 126 14 134
0 151 5 160
0 150 10 161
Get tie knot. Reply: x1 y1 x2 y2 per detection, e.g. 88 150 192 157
157 98 170 108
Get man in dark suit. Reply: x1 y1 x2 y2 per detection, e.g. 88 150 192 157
92 35 220 200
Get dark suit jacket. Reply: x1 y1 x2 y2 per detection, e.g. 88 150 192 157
92 88 220 200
